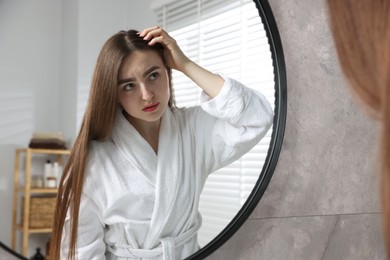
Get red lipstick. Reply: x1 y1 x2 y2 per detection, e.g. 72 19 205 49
142 102 159 112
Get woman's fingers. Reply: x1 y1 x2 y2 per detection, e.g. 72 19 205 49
138 26 161 37
147 35 165 46
139 26 167 41
140 27 176 50
139 26 190 72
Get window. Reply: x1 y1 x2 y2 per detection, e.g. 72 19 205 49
153 0 274 246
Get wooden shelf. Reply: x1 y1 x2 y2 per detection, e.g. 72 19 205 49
16 148 71 155
16 225 52 234
17 187 58 194
12 147 70 257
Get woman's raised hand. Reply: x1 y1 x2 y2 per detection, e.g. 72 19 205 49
139 26 191 72
139 26 224 98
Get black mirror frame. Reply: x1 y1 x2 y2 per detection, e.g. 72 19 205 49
0 241 28 260
186 0 287 259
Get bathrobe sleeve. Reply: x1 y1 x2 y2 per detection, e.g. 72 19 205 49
195 74 273 176
61 192 106 259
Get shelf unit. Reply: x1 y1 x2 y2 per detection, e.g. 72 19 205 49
11 148 71 257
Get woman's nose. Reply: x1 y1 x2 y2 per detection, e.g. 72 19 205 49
140 85 154 101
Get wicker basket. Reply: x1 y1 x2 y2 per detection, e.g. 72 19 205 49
22 196 56 229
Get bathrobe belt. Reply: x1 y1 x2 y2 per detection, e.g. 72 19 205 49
106 218 202 260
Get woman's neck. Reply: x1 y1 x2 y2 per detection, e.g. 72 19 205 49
125 113 161 154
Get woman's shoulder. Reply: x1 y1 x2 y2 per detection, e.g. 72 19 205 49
170 106 211 131
82 139 117 194
88 138 115 160
84 139 113 173
170 105 209 121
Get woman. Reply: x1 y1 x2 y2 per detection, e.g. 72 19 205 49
51 26 273 259
327 0 390 257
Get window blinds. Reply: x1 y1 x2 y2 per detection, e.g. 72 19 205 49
154 0 274 246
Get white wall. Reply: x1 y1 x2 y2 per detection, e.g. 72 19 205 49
59 0 79 146
0 0 157 257
0 1 63 256
0 0 62 136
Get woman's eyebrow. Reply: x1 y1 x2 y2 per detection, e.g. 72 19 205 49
118 65 161 85
143 65 160 77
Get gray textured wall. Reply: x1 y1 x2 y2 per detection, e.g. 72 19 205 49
207 0 386 259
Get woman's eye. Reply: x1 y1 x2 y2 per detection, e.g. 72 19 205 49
149 72 159 81
123 83 135 91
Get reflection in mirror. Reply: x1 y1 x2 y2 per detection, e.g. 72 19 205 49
0 0 278 258
153 0 274 247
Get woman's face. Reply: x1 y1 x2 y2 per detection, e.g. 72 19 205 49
117 50 170 127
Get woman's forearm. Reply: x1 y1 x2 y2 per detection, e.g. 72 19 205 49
181 61 225 99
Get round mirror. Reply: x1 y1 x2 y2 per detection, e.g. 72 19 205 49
0 0 286 258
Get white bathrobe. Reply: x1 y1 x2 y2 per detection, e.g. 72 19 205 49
61 75 273 260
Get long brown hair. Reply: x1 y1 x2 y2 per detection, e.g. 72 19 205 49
327 0 390 257
51 30 174 260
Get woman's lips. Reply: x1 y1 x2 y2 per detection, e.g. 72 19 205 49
142 102 159 112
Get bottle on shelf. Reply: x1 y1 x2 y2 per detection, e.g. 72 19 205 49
43 160 52 188
52 162 59 188
30 247 44 260
56 164 63 188
46 176 57 188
